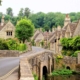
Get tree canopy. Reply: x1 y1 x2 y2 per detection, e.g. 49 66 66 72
15 18 34 43
6 7 13 17
0 7 80 31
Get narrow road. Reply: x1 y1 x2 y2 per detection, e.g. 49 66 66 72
0 57 19 77
0 46 46 78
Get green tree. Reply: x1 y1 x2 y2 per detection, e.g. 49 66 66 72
55 12 65 27
0 0 2 5
0 12 3 22
15 18 34 43
6 7 13 16
43 26 50 31
4 15 11 22
44 12 55 29
18 8 24 18
29 12 45 28
24 7 30 18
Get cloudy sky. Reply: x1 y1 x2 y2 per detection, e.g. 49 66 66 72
0 0 80 16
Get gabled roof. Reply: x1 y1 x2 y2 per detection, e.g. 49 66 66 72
61 29 66 37
62 21 78 37
0 20 14 31
33 33 40 40
69 23 77 35
43 31 53 41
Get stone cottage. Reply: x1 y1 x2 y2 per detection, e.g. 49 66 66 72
49 14 80 54
0 16 15 39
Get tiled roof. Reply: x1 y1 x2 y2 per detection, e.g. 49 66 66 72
33 33 40 40
61 29 66 37
69 23 77 35
36 39 42 42
43 31 52 40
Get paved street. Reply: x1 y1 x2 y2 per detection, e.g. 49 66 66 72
0 57 19 77
20 46 45 58
0 46 45 78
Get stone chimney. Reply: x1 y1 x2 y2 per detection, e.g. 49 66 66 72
52 28 55 32
1 15 5 26
64 14 71 26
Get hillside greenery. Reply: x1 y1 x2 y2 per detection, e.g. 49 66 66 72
0 7 80 31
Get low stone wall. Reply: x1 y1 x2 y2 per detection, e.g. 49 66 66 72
20 58 34 80
54 56 77 70
0 50 19 57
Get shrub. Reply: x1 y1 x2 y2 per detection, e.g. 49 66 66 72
51 69 73 76
0 38 9 50
40 40 44 47
61 50 74 56
57 54 63 59
31 39 36 46
72 51 80 57
6 38 18 50
33 73 38 80
17 43 27 51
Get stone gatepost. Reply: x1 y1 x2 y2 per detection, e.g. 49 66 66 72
20 58 34 80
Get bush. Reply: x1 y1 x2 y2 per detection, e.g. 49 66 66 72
0 38 27 51
31 39 36 46
6 38 18 50
17 43 27 51
72 51 80 57
57 54 63 59
33 73 38 80
51 69 73 76
0 38 9 50
62 50 74 56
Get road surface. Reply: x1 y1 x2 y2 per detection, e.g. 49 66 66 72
0 57 19 77
0 46 46 78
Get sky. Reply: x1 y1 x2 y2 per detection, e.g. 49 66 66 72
0 0 80 16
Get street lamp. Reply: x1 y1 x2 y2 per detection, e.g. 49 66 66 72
0 0 2 5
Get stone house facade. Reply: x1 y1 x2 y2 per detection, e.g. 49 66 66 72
32 29 52 47
0 16 15 39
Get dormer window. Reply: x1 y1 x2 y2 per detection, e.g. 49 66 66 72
6 31 12 36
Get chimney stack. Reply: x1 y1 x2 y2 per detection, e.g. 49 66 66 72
1 15 4 26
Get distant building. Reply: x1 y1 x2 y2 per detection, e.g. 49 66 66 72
0 16 15 39
32 14 80 54
49 14 80 53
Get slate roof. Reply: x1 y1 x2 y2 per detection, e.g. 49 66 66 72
69 23 78 35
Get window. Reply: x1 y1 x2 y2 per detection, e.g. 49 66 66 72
6 31 12 36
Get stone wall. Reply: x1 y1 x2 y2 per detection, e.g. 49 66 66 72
54 56 77 70
0 50 19 57
20 58 34 80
